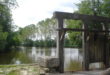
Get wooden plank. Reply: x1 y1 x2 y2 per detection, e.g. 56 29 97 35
56 18 64 73
57 28 110 32
53 11 110 22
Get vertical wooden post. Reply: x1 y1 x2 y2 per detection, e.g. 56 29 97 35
104 23 109 68
82 21 89 70
57 18 64 73
105 35 109 68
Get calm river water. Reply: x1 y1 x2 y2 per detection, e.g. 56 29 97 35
0 47 83 71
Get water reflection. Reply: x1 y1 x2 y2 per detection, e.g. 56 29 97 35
0 47 82 71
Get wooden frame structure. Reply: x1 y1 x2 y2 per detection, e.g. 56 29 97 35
53 11 110 73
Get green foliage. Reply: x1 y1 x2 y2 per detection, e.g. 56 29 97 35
0 32 8 40
7 32 23 46
101 0 110 17
37 18 57 40
77 0 110 17
7 70 20 75
77 0 102 15
7 24 38 47
77 0 93 15
0 32 8 51
19 24 37 40
0 0 17 51
23 39 34 47
12 34 22 45
66 20 82 48
65 0 110 48
34 39 56 47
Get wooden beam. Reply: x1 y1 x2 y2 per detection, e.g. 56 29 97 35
57 18 64 73
103 23 110 68
53 11 110 22
83 21 90 70
57 28 110 32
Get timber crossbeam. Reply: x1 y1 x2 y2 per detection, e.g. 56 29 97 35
53 11 110 22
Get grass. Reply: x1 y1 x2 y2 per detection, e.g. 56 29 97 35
0 65 17 68
7 70 20 75
0 64 41 75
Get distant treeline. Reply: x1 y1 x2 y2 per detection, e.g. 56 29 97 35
22 38 81 48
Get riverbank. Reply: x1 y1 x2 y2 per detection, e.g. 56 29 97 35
0 64 107 75
0 64 45 75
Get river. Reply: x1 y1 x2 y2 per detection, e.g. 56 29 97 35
0 47 84 71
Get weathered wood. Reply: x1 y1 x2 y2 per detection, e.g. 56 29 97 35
83 20 90 70
89 33 105 63
57 28 110 32
54 11 110 72
56 18 64 73
53 11 110 22
103 23 110 68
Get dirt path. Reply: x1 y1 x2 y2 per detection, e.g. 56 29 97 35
46 70 104 75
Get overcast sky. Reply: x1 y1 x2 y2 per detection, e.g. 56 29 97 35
12 0 81 27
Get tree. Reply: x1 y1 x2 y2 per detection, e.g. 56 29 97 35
101 0 110 17
0 0 17 51
65 0 109 48
19 24 37 40
7 31 22 46
37 18 57 40
66 20 82 47
37 18 57 47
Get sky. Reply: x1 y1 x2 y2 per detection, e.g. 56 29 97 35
12 0 81 27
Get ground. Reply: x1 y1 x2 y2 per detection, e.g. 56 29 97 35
0 64 105 75
0 64 45 75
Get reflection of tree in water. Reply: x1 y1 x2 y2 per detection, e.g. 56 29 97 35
64 48 83 71
25 47 32 54
65 60 82 71
40 49 44 56
0 49 19 64
0 52 15 64
13 50 32 64
0 47 33 64
78 48 83 57
45 48 51 56
36 48 52 56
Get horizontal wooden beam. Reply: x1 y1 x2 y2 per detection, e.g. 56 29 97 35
57 28 110 32
53 11 110 22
